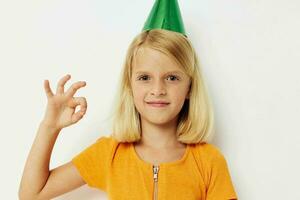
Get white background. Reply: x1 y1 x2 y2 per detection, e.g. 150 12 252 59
1 0 300 199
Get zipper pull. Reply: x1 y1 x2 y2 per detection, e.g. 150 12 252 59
153 165 159 182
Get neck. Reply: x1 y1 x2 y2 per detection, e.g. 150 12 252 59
136 116 185 149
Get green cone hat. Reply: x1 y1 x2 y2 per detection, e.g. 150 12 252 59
142 0 186 36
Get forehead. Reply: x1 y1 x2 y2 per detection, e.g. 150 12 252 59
132 47 184 74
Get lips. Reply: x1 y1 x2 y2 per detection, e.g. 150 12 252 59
146 101 170 104
146 101 170 108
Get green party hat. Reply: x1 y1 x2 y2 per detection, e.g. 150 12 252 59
142 0 186 36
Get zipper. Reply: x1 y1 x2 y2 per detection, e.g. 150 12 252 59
153 165 160 200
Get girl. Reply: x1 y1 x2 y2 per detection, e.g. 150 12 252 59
19 29 238 200
19 0 238 198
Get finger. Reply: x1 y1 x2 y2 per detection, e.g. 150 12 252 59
65 81 86 98
70 97 87 123
56 74 71 95
44 80 54 99
71 111 84 124
68 97 88 114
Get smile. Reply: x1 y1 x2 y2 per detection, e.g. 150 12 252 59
146 103 170 108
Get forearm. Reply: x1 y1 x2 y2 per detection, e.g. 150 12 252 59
19 122 62 199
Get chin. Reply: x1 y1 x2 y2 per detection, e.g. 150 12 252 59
143 115 177 126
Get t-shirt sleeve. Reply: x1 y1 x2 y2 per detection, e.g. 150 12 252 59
204 144 238 200
71 136 111 191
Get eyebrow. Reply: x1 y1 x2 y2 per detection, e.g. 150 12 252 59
134 70 185 75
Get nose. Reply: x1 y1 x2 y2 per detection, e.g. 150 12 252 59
150 79 166 96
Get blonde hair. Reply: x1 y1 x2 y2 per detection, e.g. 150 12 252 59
109 29 215 144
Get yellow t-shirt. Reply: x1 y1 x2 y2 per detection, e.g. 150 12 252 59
71 136 238 200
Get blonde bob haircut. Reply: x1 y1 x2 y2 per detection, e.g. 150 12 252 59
110 29 215 144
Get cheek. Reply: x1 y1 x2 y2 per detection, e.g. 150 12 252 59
132 85 146 103
170 87 189 104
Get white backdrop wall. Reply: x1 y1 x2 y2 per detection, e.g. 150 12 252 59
1 0 300 199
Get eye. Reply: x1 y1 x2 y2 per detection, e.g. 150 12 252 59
137 75 150 81
137 75 180 81
166 75 179 81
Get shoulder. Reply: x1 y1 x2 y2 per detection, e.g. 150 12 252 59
191 142 228 167
189 143 237 199
74 135 120 157
93 135 120 153
190 143 233 185
95 135 119 145
94 135 131 154
192 142 224 157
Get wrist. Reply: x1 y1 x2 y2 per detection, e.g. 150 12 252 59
39 121 62 132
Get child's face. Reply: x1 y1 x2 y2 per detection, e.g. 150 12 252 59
131 46 191 125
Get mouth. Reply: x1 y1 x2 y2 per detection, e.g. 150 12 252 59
146 102 170 108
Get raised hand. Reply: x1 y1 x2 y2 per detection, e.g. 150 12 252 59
41 74 87 130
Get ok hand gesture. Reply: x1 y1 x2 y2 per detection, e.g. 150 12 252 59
41 74 87 130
